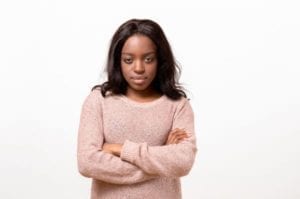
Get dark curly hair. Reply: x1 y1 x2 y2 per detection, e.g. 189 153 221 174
92 18 187 100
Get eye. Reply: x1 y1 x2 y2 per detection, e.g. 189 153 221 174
123 58 133 64
145 57 154 63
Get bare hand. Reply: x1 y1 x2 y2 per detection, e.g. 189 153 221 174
102 143 122 156
165 128 191 145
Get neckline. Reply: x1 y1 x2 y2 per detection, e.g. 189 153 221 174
119 94 166 107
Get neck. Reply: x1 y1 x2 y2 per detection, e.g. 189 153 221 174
125 87 162 102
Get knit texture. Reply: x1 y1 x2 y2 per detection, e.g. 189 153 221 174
77 87 197 199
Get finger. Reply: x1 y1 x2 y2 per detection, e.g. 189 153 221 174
168 132 184 144
177 136 189 143
168 128 180 137
168 133 186 143
167 129 184 142
169 131 189 141
173 133 192 144
167 129 188 144
169 134 178 144
175 134 190 139
171 132 189 139
170 128 185 133
173 131 192 138
171 130 187 136
175 137 186 144
166 133 176 144
175 136 189 144
172 136 189 144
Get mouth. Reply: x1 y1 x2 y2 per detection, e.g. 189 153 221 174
131 77 147 84
131 76 147 79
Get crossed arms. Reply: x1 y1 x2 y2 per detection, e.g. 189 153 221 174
77 91 197 184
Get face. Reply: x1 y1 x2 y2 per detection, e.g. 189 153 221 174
120 34 158 95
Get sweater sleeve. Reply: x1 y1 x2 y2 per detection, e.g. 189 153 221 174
77 90 158 184
120 98 197 178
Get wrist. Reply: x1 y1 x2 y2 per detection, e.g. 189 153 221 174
112 144 122 156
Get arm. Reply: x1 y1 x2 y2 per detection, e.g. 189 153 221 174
120 98 197 178
77 90 158 184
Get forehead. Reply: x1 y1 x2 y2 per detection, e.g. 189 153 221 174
121 34 156 55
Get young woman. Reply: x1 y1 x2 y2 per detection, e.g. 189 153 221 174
77 19 197 199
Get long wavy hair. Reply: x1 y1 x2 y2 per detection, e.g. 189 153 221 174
92 18 187 100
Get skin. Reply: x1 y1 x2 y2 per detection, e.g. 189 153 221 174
120 34 160 102
102 34 190 156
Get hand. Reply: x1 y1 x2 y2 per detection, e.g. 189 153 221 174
165 128 191 145
102 143 122 156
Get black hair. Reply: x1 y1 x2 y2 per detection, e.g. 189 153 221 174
92 18 187 100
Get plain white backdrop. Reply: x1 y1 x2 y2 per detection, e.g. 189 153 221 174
0 0 299 198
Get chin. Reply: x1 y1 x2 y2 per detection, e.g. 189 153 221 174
129 84 150 91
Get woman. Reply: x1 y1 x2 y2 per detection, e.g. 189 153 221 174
77 18 197 199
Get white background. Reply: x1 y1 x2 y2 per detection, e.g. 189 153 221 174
1 0 300 198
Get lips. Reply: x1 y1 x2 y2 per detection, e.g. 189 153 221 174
131 77 147 80
131 77 147 84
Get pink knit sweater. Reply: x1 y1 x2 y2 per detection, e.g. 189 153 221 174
77 88 197 199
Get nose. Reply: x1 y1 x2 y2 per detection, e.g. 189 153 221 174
133 60 145 74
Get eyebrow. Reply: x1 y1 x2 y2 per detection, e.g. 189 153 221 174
121 52 156 56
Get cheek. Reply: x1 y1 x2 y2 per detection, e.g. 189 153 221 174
149 64 158 77
120 65 129 78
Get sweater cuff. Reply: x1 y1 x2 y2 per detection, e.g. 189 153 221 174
120 140 139 163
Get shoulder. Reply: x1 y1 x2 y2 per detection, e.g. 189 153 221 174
167 95 191 108
81 87 105 109
85 86 117 106
168 96 194 116
87 87 103 101
90 87 103 97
